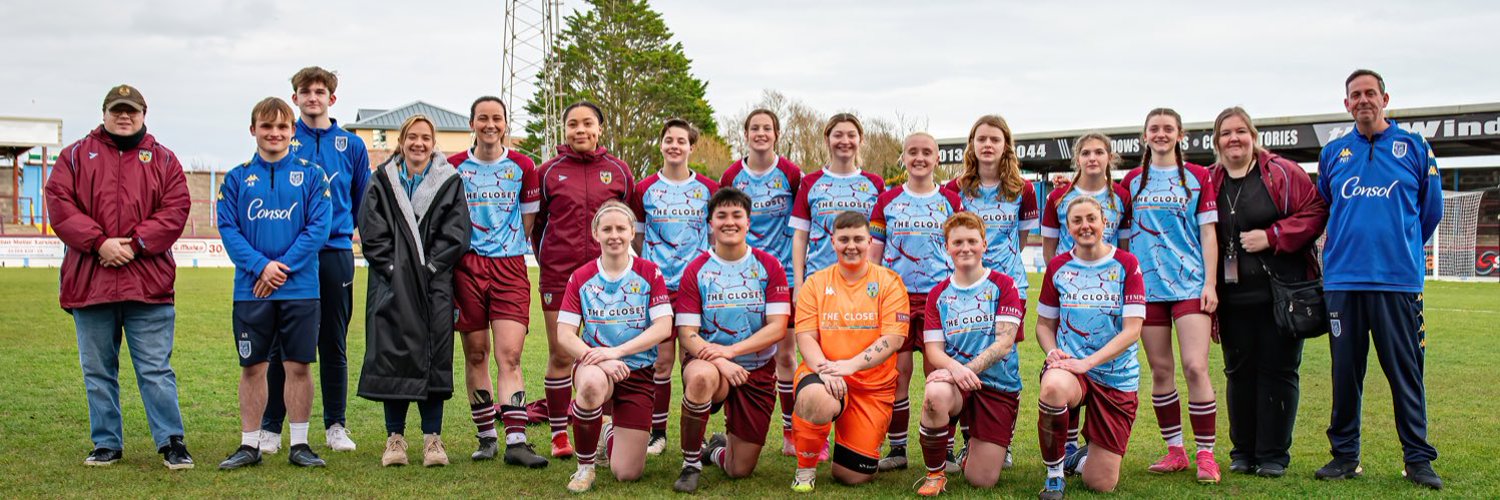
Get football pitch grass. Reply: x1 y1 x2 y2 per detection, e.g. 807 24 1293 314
1 267 1495 498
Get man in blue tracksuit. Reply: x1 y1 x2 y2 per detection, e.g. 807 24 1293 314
1315 69 1443 489
260 66 371 454
216 97 332 470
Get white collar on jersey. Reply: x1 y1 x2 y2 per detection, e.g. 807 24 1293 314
467 147 510 166
710 247 754 266
1068 247 1118 267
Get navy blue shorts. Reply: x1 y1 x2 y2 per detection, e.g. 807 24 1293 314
233 300 320 367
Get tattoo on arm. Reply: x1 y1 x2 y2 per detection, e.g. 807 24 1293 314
964 323 1019 374
858 338 891 366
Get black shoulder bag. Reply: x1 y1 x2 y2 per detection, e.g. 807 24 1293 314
1262 261 1328 339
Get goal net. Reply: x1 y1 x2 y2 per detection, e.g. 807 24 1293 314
1428 190 1487 281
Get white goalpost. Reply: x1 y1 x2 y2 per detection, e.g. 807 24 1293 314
1428 190 1488 281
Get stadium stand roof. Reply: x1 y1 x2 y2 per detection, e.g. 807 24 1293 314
346 101 469 132
938 102 1500 173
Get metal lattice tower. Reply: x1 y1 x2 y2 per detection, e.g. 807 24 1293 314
503 0 562 157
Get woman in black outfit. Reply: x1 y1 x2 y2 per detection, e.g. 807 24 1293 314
1208 107 1328 477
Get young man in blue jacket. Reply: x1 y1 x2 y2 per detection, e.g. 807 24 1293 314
216 97 333 470
1315 69 1443 490
259 66 370 454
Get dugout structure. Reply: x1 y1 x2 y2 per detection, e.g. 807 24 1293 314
0 116 63 234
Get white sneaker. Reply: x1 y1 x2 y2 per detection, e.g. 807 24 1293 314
791 467 817 492
568 465 597 493
597 423 613 469
326 423 357 452
646 433 668 455
258 431 282 454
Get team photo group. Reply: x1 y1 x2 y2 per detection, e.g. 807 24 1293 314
48 65 1443 497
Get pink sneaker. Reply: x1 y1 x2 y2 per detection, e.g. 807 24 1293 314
1196 450 1221 483
1147 446 1189 473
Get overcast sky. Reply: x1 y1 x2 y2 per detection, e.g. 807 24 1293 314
4 0 1498 169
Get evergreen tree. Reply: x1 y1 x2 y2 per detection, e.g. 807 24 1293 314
520 0 716 176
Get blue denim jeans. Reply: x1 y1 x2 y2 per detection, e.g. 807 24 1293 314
73 302 184 450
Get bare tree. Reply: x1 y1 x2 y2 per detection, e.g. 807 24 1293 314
719 90 828 173
688 134 734 179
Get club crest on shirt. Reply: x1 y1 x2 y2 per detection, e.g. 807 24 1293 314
138 150 152 163
335 136 348 152
1392 141 1407 158
866 282 878 297
628 280 642 294
290 171 305 187
600 171 613 184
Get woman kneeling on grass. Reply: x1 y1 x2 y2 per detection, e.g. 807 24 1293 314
1035 196 1146 499
912 211 1027 496
670 187 791 493
358 115 472 467
557 200 674 493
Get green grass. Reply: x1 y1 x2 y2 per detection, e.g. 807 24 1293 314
1 268 1495 498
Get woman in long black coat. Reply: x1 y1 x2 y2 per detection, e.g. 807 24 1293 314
358 115 471 467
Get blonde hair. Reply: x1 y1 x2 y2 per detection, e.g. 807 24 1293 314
397 114 437 153
1212 106 1263 165
591 199 636 231
1064 195 1105 229
957 115 1026 202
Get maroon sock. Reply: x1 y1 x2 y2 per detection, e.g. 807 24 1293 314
545 376 573 438
470 401 497 436
680 399 711 467
500 404 527 441
1188 400 1217 452
1152 391 1184 447
571 403 603 465
777 379 795 432
1066 413 1082 448
709 446 727 468
919 425 951 473
653 375 672 434
1038 401 1069 468
887 398 910 448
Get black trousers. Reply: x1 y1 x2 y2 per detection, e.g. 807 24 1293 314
263 249 355 431
1219 299 1303 467
1326 291 1437 464
384 397 446 435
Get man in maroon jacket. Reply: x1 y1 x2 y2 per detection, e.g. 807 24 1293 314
45 84 194 470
